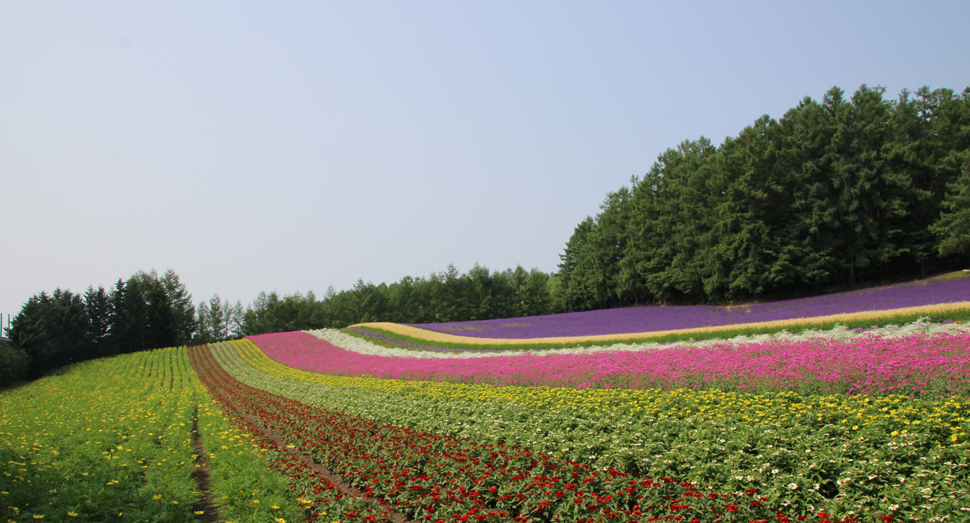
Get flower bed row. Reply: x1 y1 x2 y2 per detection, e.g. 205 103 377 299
0 346 311 523
405 276 970 339
249 325 970 396
197 342 808 523
188 344 393 523
220 339 969 521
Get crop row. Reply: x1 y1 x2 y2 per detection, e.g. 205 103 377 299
221 338 969 521
250 325 970 396
400 277 970 340
200 341 800 522
188 344 396 523
0 346 322 522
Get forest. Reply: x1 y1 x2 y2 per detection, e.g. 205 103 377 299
556 85 970 311
4 83 969 384
0 265 553 384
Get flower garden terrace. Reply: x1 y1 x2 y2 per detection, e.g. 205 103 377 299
227 279 970 521
346 273 970 351
227 313 970 522
4 275 969 522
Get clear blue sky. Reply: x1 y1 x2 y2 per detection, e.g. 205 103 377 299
2 1 969 318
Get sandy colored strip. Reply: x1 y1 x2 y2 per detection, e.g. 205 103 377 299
351 301 970 345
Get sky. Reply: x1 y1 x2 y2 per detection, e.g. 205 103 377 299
2 1 969 320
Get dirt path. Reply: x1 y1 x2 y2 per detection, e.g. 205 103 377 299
190 404 222 523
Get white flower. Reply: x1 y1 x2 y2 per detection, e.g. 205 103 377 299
788 483 798 490
305 319 970 360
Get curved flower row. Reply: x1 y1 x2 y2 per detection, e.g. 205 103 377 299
0 346 317 523
222 338 967 521
250 326 970 396
399 276 970 340
195 341 819 523
325 321 970 358
189 344 393 523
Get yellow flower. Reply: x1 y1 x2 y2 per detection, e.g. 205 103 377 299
194 511 204 515
67 512 77 517
32 516 44 520
272 505 280 510
274 519 287 523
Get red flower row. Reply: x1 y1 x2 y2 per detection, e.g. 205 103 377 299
193 343 890 523
189 345 394 522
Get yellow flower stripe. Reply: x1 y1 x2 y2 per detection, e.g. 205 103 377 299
230 339 967 437
350 301 970 345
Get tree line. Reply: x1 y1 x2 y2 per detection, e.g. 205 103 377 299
6 83 969 385
240 264 553 335
556 84 970 311
1 264 555 385
4 270 196 382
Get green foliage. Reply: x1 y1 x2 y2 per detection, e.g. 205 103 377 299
557 83 970 310
241 264 557 333
0 346 313 522
195 293 244 343
9 269 197 378
0 345 28 388
9 289 89 377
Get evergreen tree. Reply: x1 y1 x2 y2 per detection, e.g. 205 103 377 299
932 164 970 256
161 269 196 343
108 278 149 354
83 285 112 358
9 289 88 377
555 216 597 310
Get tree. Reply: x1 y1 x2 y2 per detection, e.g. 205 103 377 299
108 278 142 354
9 289 88 377
932 161 970 256
83 285 112 358
555 216 597 310
197 294 230 342
161 269 196 343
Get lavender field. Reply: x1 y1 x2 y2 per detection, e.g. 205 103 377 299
409 273 970 339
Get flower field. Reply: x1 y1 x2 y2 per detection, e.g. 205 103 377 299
350 274 970 346
222 331 969 522
0 346 376 522
3 286 969 522
251 323 970 396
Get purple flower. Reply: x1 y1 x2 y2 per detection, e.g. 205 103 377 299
408 277 970 338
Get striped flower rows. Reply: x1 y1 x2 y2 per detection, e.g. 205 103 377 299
247 323 970 396
225 337 969 521
199 341 824 523
0 347 314 523
403 276 970 340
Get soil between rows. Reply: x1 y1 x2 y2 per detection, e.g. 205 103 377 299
199 365 415 523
